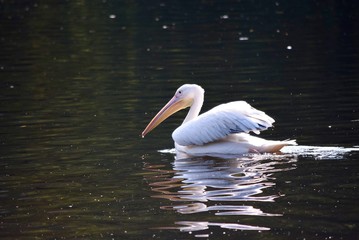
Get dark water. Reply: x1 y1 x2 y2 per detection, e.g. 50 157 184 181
1 1 358 239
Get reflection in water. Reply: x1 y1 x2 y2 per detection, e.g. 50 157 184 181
161 221 270 232
144 153 297 232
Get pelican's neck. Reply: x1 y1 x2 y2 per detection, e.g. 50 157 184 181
183 87 204 124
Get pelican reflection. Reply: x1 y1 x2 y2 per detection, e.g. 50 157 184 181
143 153 297 232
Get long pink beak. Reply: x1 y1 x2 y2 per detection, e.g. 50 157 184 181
142 96 189 137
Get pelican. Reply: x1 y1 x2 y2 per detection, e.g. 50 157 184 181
142 84 297 156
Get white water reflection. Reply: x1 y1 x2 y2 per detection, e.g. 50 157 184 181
144 153 297 232
161 221 270 232
145 145 359 234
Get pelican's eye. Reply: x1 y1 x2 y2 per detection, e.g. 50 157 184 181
178 90 182 94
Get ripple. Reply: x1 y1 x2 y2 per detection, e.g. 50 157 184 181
157 220 270 232
281 145 359 160
143 154 297 232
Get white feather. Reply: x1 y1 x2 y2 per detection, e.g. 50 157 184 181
172 101 275 146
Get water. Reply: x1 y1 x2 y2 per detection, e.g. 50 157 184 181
1 0 358 239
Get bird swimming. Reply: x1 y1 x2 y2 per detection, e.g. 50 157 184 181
142 84 297 156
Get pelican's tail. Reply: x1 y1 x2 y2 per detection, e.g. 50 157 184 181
259 139 297 153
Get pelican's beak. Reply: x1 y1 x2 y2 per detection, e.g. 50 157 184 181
142 95 191 137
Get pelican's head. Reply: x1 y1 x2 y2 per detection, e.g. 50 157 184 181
142 84 204 137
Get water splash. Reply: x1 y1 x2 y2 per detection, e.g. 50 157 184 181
159 145 359 160
281 145 359 160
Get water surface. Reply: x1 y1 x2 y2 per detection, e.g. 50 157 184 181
1 0 358 239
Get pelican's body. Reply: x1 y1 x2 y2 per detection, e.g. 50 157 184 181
142 84 296 156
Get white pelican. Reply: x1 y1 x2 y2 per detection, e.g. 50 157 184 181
142 84 297 156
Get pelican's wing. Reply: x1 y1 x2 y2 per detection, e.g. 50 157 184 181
172 101 275 146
